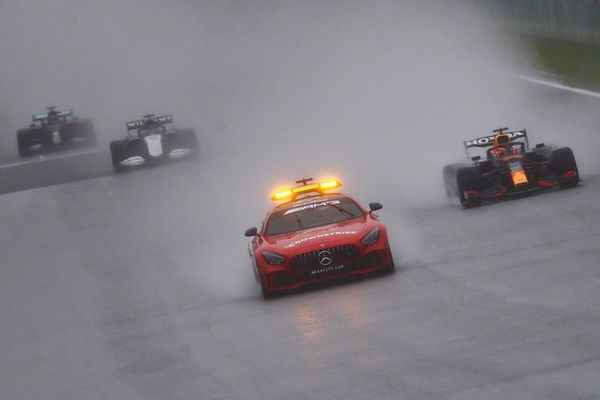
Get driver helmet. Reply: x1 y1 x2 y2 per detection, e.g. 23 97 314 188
493 132 511 148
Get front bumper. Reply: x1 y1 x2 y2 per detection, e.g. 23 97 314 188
259 247 394 293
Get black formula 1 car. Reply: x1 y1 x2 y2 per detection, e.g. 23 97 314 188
109 114 198 172
443 128 580 207
17 106 96 157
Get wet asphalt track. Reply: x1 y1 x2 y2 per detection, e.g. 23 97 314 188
1 84 600 400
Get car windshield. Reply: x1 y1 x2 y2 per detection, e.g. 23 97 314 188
265 196 364 236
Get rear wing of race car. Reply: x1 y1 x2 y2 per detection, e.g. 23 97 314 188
32 109 73 122
464 129 528 158
126 114 173 130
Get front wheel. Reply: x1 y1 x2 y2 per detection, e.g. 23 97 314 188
551 147 580 189
457 166 483 208
442 163 463 198
260 277 275 299
17 129 35 157
110 140 127 173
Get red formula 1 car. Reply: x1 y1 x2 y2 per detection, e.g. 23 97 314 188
244 178 394 298
443 128 580 207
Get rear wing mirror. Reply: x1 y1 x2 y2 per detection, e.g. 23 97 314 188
471 156 481 162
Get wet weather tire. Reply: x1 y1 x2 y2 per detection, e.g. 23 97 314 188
17 129 35 157
443 163 463 198
551 147 580 189
457 166 482 208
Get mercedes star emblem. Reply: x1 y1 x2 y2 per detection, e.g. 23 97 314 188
318 250 333 266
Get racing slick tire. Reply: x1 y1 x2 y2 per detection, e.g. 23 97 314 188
457 166 483 208
551 147 580 189
17 129 35 157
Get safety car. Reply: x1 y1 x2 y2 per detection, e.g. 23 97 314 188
244 178 395 298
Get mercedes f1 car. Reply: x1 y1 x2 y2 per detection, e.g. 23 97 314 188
17 106 96 157
244 178 395 298
443 128 580 207
110 114 198 172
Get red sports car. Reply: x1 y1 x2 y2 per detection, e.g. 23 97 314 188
244 178 394 298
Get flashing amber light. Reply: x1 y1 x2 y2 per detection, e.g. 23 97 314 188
272 189 293 200
319 180 341 190
271 179 342 201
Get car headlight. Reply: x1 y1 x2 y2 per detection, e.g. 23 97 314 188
361 227 380 247
262 251 285 265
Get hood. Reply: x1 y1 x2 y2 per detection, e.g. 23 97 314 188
265 217 370 251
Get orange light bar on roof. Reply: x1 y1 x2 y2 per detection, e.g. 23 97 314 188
271 179 342 201
319 180 341 190
272 188 293 201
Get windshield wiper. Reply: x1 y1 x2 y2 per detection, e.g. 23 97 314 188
328 204 356 220
293 213 305 230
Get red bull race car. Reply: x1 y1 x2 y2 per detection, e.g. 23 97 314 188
244 178 394 298
443 128 580 207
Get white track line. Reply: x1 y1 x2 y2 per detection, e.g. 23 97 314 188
515 74 600 99
0 148 101 169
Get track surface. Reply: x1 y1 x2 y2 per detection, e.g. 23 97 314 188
1 84 600 400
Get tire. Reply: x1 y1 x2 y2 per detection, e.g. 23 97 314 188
110 140 127 172
551 147 580 189
17 129 35 157
457 166 483 208
78 119 97 146
443 163 463 198
260 277 275 299
172 128 199 158
385 262 396 274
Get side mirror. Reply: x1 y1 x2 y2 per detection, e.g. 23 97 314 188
471 156 481 162
244 227 258 237
535 143 545 149
368 202 383 212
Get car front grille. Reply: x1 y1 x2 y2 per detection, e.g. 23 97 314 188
290 244 360 270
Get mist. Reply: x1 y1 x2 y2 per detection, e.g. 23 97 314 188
1 1 597 296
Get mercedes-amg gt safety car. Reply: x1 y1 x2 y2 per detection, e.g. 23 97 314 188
443 128 580 207
17 106 96 157
244 178 395 298
110 114 198 172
